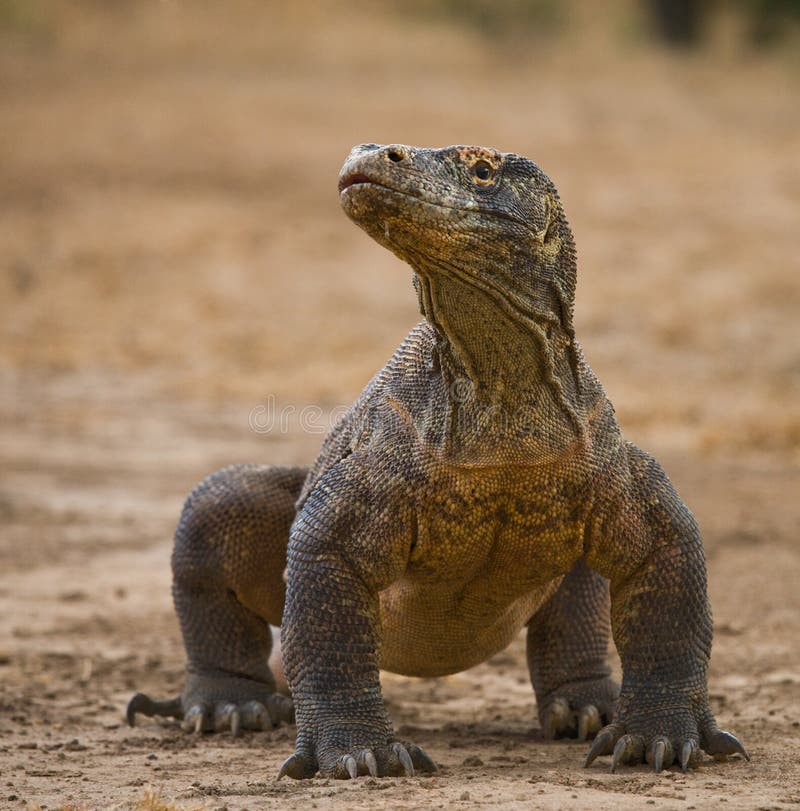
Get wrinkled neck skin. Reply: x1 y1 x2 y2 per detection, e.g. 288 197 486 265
408 247 592 464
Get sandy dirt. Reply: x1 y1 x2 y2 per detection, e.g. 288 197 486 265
1 2 799 809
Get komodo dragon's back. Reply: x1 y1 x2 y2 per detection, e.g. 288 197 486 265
128 144 747 781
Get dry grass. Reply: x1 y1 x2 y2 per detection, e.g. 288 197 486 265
134 788 208 811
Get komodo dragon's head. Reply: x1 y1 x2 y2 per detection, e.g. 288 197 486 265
338 143 578 332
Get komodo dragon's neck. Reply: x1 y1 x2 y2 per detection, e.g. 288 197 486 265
406 240 590 453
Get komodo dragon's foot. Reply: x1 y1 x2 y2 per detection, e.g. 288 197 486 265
583 694 749 773
538 676 619 741
278 738 438 780
127 673 294 735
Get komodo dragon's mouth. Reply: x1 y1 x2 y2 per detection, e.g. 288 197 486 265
338 172 401 194
338 172 371 191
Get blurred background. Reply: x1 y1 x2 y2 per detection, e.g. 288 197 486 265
2 1 798 433
2 1 799 413
1 2 799 807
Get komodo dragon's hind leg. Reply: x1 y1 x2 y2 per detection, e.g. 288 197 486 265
127 463 307 734
526 557 619 741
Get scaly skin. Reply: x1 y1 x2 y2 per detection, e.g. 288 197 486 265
128 144 747 778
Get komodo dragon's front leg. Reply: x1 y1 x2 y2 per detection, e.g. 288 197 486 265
127 463 302 733
583 444 748 772
277 450 437 780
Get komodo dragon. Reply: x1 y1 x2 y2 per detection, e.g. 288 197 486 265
128 143 748 779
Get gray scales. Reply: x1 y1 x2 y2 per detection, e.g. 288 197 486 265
128 144 748 779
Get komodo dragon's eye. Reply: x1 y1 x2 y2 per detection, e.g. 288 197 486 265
471 159 496 184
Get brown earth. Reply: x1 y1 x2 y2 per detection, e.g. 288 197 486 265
1 3 799 809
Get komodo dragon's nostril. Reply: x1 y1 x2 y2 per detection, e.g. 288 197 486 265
387 148 405 163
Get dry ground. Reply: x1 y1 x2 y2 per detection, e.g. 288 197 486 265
1 2 799 809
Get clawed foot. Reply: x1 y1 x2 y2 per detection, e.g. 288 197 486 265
127 691 294 735
584 721 749 773
278 741 437 780
127 671 294 736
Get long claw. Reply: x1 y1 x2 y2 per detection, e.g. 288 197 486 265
611 738 626 773
610 734 643 773
706 729 750 762
214 703 237 733
277 754 298 780
393 742 415 777
407 743 438 774
578 705 601 742
611 735 631 774
584 726 619 768
181 704 208 735
126 693 183 726
345 755 357 780
230 707 241 738
647 736 674 773
681 740 698 773
277 753 316 780
365 751 378 777
126 698 140 727
240 700 270 731
653 739 666 773
543 697 572 740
